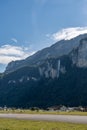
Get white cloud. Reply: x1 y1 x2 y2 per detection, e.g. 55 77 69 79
0 44 35 64
11 38 18 43
52 27 87 41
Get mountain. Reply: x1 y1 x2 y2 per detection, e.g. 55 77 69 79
0 34 87 108
5 34 87 73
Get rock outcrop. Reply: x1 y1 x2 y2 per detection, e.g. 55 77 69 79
71 38 87 68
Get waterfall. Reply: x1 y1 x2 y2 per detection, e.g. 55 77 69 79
57 60 60 78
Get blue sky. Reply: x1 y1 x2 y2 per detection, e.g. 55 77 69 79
0 0 87 72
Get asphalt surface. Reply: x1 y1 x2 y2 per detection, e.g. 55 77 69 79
0 114 87 124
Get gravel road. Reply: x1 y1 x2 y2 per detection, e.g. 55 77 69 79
0 114 87 124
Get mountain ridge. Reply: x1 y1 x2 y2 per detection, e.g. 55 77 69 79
5 33 87 73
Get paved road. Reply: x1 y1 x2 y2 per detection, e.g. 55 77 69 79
0 114 87 124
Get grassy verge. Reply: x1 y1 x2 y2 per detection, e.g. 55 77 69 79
0 109 87 116
0 118 87 130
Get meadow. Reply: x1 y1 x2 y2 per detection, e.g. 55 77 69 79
0 118 87 130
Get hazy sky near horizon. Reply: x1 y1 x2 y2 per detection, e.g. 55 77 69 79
0 0 87 72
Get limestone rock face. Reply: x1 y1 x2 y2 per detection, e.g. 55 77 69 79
71 38 87 68
39 60 61 79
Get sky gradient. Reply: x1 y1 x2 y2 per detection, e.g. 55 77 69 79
0 0 87 72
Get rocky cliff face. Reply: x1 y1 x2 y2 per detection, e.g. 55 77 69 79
71 38 87 68
39 60 60 79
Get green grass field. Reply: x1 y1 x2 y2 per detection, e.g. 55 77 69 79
0 118 87 130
